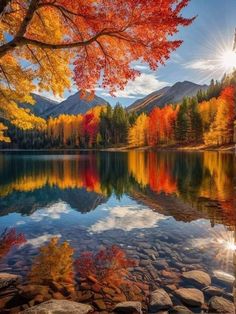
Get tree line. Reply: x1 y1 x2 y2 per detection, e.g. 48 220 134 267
0 72 236 149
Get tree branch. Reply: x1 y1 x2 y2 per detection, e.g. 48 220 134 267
0 0 11 16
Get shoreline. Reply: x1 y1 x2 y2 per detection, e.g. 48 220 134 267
0 144 234 153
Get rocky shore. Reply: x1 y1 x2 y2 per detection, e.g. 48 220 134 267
0 267 235 313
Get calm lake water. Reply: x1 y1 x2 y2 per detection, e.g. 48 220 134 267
0 150 235 312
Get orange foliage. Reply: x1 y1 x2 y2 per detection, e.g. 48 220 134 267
0 0 193 136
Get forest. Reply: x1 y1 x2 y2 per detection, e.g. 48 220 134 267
1 71 235 149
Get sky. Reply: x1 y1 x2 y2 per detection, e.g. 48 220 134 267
42 0 236 106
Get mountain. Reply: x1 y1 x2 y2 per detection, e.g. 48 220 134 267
127 81 208 113
42 91 109 118
20 92 109 118
20 93 59 116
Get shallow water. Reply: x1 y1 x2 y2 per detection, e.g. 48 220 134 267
0 150 235 312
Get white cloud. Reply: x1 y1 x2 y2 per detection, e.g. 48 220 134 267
25 233 61 248
30 202 71 222
34 90 65 102
101 73 169 99
89 205 168 233
184 59 215 71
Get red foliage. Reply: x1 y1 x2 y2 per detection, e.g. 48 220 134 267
75 245 136 286
81 113 99 147
0 228 26 260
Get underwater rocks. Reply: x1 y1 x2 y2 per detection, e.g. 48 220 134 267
182 270 211 287
149 288 173 312
114 301 142 313
21 299 94 313
0 273 21 289
175 288 204 307
208 296 235 314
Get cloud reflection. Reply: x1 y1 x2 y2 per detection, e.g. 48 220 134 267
89 205 167 233
30 202 71 222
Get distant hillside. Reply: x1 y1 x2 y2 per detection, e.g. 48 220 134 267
43 91 109 118
127 81 208 113
20 93 59 116
20 91 109 118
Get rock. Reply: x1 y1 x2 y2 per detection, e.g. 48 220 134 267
21 299 93 313
0 273 21 289
19 284 50 300
170 305 193 314
203 286 224 296
208 296 235 313
213 271 235 286
175 288 204 307
93 299 106 310
182 270 211 287
149 288 173 312
114 301 142 313
152 260 168 270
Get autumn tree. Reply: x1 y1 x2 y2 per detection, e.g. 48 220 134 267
0 0 193 141
29 237 74 285
128 113 149 147
0 228 26 260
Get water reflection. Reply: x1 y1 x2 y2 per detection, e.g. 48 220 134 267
0 151 234 226
0 151 235 312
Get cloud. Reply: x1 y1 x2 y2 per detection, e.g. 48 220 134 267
34 90 65 102
89 205 168 233
184 59 215 71
30 202 71 222
25 233 61 248
101 73 169 99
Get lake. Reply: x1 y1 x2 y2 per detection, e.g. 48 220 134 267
0 150 235 313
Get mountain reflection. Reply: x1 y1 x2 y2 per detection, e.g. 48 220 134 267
0 151 235 227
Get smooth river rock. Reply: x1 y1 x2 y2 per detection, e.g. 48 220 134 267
113 301 142 313
203 285 224 296
149 288 173 312
208 296 235 313
21 299 93 314
170 305 193 314
182 270 211 287
0 273 21 289
175 288 204 307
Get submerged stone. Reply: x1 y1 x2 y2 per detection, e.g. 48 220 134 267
0 273 21 289
149 288 173 312
175 288 204 307
113 301 142 313
208 296 235 313
182 270 211 287
21 299 93 313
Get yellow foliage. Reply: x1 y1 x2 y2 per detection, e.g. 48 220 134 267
0 123 10 142
128 113 149 147
29 237 74 285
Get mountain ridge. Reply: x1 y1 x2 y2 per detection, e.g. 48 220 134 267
20 80 208 118
127 81 208 113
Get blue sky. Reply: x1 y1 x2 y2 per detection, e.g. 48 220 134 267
43 0 236 106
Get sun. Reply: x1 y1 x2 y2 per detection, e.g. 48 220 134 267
220 49 236 71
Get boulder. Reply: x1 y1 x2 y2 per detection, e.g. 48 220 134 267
213 271 235 286
149 288 173 312
208 296 235 313
114 301 142 313
203 286 224 297
175 288 204 307
170 305 193 314
0 273 21 289
21 299 93 313
182 270 211 287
